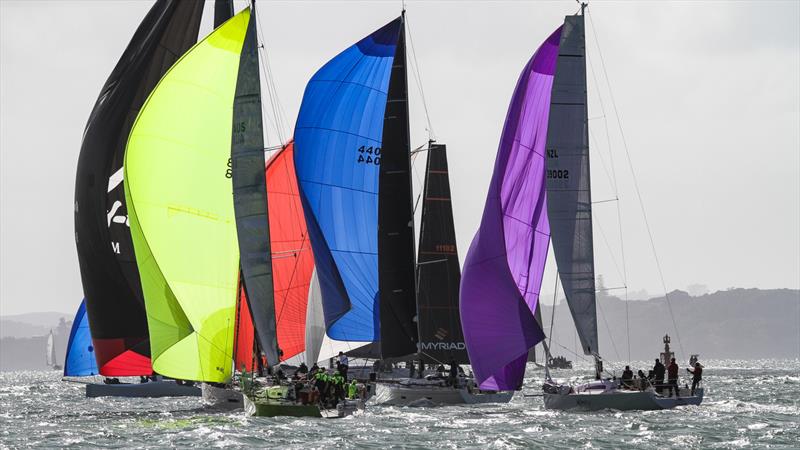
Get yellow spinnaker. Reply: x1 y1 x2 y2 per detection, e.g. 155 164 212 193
124 9 251 382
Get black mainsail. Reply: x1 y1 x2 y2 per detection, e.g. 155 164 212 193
73 0 203 375
378 14 419 359
416 143 468 364
545 14 598 356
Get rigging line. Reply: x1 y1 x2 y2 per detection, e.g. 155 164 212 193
588 127 616 193
591 209 625 284
587 10 684 358
254 6 289 144
404 14 435 140
595 291 621 361
547 272 559 351
586 13 630 362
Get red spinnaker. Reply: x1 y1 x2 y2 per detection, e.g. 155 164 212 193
267 142 314 361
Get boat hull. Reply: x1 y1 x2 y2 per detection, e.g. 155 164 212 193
543 388 704 411
243 394 363 418
201 383 244 410
372 380 514 406
85 381 200 398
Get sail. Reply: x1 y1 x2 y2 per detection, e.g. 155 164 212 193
73 0 203 376
231 8 279 366
234 285 256 372
46 331 55 367
125 9 252 382
293 19 402 344
416 144 468 364
377 16 418 359
214 0 234 28
545 15 597 356
266 142 315 362
460 27 562 391
302 269 370 365
63 300 99 377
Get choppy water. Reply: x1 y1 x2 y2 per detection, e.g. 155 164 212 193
1 359 798 448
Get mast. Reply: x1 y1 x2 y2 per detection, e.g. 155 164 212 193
378 12 419 359
415 143 468 364
545 12 598 360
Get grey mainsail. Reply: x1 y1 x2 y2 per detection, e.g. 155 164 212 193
231 8 279 365
545 14 598 356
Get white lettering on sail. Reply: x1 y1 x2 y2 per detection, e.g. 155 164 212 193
106 200 130 228
111 241 120 254
419 342 466 351
107 166 124 193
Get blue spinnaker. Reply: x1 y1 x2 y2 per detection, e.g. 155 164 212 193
294 19 400 342
64 299 99 377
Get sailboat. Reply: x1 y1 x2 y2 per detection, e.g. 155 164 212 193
63 300 99 378
45 330 61 371
461 5 703 411
372 142 514 406
72 0 205 397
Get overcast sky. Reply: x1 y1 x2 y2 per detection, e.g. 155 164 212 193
1 0 798 316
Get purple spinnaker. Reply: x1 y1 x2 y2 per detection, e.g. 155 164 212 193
459 27 561 391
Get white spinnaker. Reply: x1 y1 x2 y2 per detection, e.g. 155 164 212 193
284 269 370 366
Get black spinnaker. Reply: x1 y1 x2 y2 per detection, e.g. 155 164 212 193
73 0 203 375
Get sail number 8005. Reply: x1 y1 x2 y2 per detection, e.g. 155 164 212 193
357 145 381 165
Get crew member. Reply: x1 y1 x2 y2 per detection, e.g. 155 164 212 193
337 351 349 381
347 379 358 399
448 359 458 388
621 365 634 389
652 359 666 394
686 362 703 396
667 357 679 397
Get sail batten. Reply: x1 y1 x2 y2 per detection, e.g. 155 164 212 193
545 15 598 356
460 27 562 391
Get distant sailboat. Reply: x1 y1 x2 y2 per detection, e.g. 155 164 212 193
72 0 205 396
46 330 61 371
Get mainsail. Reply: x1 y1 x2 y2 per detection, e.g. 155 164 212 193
63 300 99 377
294 17 418 358
231 6 279 366
125 9 252 382
377 16 418 358
460 27 563 391
73 0 203 376
545 15 598 356
416 143 468 364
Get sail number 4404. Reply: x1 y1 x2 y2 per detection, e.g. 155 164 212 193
357 146 381 165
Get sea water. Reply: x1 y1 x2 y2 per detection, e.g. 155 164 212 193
1 359 798 448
